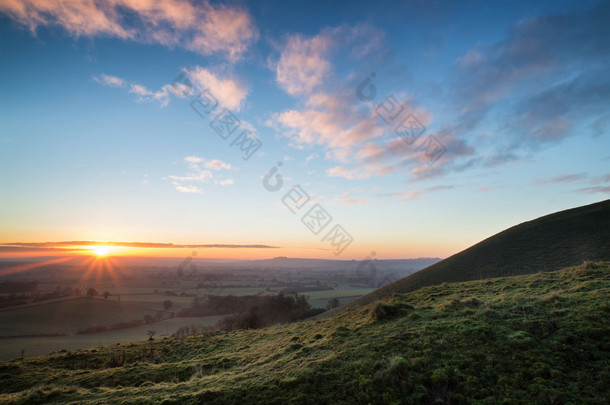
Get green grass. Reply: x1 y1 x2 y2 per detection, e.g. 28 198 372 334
1 262 608 404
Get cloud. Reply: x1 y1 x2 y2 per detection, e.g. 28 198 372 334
94 66 247 109
2 241 278 249
535 174 587 185
188 67 248 111
268 25 455 184
0 0 258 62
168 156 232 194
274 34 333 97
94 73 124 87
326 166 371 180
268 27 387 163
174 184 203 194
377 190 421 202
377 184 452 202
184 156 203 164
450 1 610 155
334 189 370 205
204 159 231 171
127 83 169 107
577 186 610 194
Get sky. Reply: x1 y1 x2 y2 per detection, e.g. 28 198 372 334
0 0 609 261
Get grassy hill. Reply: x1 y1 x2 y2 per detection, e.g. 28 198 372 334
342 199 610 311
1 261 608 404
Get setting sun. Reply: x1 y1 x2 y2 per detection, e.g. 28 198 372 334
92 246 110 257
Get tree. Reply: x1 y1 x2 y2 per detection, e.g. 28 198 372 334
103 291 111 299
146 330 156 340
326 297 340 310
163 299 173 310
87 288 98 297
154 311 164 322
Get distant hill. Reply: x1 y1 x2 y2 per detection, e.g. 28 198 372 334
344 199 610 310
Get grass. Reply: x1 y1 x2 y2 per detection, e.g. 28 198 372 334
0 262 608 404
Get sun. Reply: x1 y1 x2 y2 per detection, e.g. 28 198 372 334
92 246 110 257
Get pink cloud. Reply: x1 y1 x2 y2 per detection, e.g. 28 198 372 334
274 34 333 97
268 26 447 182
0 0 258 62
188 67 248 111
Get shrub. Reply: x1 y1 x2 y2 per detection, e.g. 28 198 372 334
370 302 406 321
542 291 561 303
460 297 481 307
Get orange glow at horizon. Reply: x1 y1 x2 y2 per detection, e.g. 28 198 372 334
0 241 456 261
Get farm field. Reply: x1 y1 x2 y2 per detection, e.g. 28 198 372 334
0 297 160 337
0 315 222 361
304 288 375 308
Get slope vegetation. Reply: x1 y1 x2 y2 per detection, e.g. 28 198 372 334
1 262 608 404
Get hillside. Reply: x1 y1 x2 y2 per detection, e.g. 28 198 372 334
1 262 608 404
342 199 610 310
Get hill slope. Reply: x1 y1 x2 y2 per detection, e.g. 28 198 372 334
345 199 610 310
1 262 608 404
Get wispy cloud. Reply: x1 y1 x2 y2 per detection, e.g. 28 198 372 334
576 186 610 194
0 0 259 62
93 73 124 87
531 172 610 195
188 66 248 111
377 190 421 202
377 185 452 202
334 188 370 205
174 184 203 194
204 159 231 171
2 241 278 249
534 174 587 185
168 156 232 194
267 26 391 166
267 24 459 185
449 1 610 159
94 66 247 109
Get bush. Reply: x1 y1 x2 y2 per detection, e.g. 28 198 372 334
460 297 481 307
542 291 561 303
370 302 409 321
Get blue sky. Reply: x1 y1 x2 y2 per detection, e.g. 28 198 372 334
0 0 608 260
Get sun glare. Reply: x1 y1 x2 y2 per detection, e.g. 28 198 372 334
93 246 110 257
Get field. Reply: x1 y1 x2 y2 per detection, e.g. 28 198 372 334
1 262 608 404
0 297 161 337
0 282 376 362
303 288 374 308
33 285 373 311
0 315 223 362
